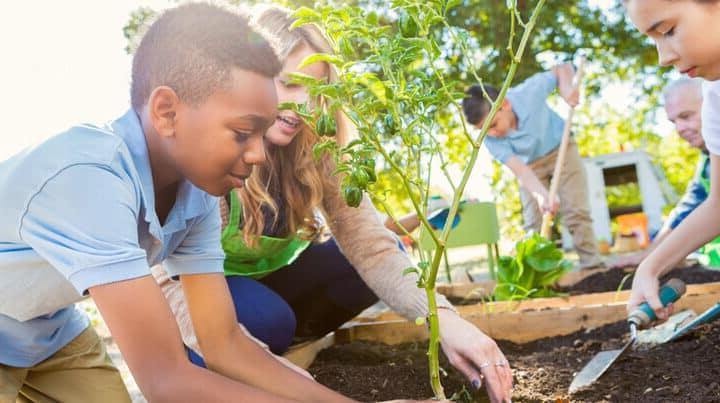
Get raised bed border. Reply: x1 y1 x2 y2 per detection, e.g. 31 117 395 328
285 281 720 368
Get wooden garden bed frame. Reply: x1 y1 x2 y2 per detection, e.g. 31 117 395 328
435 265 622 300
284 278 720 368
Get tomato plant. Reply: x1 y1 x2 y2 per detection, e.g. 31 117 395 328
292 0 547 398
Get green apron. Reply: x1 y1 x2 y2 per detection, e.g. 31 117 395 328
222 191 311 279
697 154 720 267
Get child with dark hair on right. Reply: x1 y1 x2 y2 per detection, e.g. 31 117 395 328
462 65 605 271
622 0 720 323
0 3 399 402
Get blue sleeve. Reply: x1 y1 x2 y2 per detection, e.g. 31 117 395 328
512 71 557 102
19 164 149 295
483 137 515 163
164 198 225 277
667 161 708 229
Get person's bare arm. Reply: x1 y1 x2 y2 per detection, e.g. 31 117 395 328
629 154 720 316
553 63 579 106
505 156 559 213
180 273 355 403
89 276 297 403
384 213 421 235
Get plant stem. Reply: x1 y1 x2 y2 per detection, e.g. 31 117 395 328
426 242 446 399
422 0 546 399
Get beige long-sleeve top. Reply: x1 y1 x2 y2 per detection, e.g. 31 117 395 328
153 177 455 355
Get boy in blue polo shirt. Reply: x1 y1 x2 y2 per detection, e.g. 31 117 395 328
462 64 604 270
0 4 354 402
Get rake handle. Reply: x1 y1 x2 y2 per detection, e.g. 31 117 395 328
540 58 585 239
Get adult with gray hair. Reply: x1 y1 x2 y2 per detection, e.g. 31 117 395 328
612 78 719 268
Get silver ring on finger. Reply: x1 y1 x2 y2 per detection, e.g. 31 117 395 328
495 360 509 367
479 362 490 369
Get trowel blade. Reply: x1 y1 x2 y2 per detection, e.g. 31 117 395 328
569 340 630 394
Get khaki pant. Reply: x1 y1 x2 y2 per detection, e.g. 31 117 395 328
518 139 603 269
0 325 131 403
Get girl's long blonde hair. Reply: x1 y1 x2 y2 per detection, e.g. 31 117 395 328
240 5 352 245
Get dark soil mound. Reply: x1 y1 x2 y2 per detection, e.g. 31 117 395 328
311 320 720 402
563 263 720 295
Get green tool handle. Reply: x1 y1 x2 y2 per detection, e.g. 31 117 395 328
628 278 686 327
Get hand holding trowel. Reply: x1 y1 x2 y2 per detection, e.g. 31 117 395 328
568 278 686 394
540 58 585 239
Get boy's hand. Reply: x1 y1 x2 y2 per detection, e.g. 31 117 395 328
535 192 560 214
559 85 580 107
554 63 579 107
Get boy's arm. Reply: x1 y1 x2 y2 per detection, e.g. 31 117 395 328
89 276 297 403
179 273 355 403
552 63 579 107
505 156 559 213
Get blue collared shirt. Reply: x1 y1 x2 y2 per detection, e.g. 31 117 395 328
666 154 710 230
0 110 225 366
483 71 566 164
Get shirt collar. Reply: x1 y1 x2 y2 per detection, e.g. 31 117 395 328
109 110 209 237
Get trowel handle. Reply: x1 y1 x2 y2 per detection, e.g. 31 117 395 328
628 278 686 326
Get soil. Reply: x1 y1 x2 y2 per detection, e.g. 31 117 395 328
311 320 720 402
562 263 720 295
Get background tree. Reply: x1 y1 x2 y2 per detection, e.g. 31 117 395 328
124 1 695 247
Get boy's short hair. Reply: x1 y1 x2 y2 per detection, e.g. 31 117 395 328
131 3 281 110
462 84 500 125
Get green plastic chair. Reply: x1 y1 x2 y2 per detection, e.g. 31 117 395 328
418 201 501 280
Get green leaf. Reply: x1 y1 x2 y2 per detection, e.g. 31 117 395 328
298 53 345 70
288 72 324 87
312 141 337 161
403 267 420 276
291 7 322 27
445 0 463 13
494 232 571 301
356 73 387 105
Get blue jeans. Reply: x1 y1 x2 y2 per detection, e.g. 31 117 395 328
188 238 379 366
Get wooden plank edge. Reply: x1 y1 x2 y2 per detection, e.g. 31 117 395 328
283 333 335 369
337 290 720 345
355 282 720 323
436 266 634 299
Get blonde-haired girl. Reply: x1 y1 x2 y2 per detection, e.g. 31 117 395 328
156 5 512 402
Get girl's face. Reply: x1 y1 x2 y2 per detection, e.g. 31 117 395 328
265 43 329 146
626 0 720 80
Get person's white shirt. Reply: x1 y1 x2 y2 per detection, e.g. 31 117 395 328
702 80 720 155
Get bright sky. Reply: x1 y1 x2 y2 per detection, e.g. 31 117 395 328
0 0 174 160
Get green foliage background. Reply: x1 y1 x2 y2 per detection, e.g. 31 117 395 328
124 0 698 245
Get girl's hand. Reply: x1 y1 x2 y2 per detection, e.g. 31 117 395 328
627 264 671 321
437 309 513 403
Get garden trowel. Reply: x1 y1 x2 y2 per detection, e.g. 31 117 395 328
667 302 720 342
568 278 686 394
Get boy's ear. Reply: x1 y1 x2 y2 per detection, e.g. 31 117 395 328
147 86 180 139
